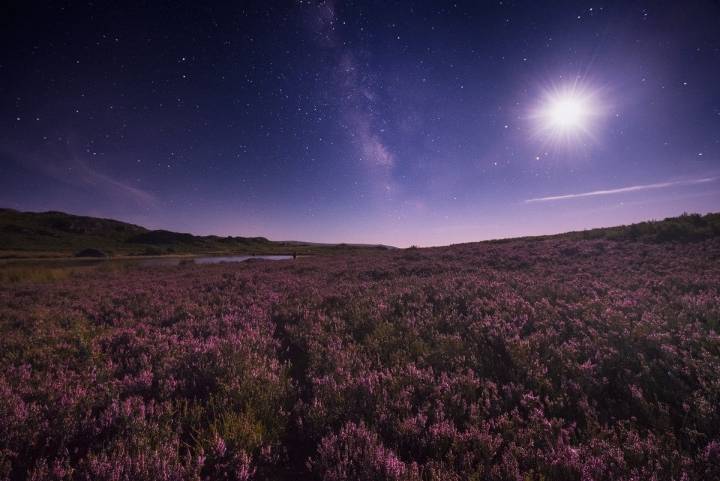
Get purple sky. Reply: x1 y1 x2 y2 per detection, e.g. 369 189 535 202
1 0 719 246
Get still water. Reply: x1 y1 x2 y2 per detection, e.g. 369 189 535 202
1 255 293 269
139 255 292 266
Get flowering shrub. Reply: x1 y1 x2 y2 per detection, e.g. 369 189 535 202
1 236 719 479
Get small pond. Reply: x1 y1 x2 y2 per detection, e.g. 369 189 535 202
138 255 293 266
0 255 294 269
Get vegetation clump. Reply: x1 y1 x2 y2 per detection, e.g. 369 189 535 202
74 248 107 258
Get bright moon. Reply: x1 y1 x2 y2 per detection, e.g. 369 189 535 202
545 94 589 131
531 83 604 146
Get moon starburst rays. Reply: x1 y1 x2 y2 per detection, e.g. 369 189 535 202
530 82 604 149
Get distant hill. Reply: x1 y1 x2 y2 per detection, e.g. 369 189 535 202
560 212 720 243
1 208 718 259
0 208 390 259
482 212 720 245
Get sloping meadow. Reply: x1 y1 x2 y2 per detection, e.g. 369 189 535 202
1 238 719 480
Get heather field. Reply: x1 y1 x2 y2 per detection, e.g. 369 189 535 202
1 236 720 481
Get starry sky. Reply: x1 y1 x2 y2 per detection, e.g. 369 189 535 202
2 0 719 246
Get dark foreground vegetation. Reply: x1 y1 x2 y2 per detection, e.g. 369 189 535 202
1 215 720 480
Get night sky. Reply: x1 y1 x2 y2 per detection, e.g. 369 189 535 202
2 1 719 246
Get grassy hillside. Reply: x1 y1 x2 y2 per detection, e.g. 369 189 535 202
560 212 720 243
0 208 390 258
475 212 720 246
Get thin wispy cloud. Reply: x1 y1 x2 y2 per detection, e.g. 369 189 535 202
3 142 158 209
72 159 158 206
525 177 717 203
